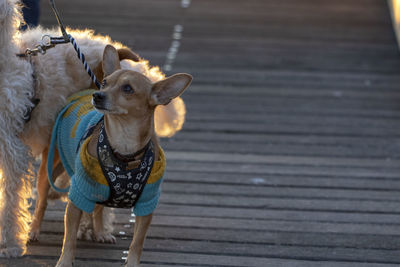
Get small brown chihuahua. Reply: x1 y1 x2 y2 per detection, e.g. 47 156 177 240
50 45 192 267
29 46 141 243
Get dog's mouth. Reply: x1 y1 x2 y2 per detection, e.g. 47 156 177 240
91 98 127 115
92 102 123 115
92 98 111 112
93 105 114 114
93 103 109 111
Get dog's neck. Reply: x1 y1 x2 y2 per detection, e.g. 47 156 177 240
103 113 154 156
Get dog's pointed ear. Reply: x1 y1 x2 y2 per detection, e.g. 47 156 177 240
150 73 192 106
103 45 121 77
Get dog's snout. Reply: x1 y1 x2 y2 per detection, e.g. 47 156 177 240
93 92 106 103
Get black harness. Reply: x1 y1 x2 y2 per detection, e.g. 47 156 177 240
23 95 40 123
96 120 155 208
18 56 40 123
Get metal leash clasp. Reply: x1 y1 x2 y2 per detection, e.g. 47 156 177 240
24 43 55 57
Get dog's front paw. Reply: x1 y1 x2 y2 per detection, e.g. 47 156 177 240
28 228 40 242
124 259 140 267
77 228 94 241
55 260 73 267
94 231 116 244
0 245 24 258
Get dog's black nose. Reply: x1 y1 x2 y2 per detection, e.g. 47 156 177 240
93 92 106 103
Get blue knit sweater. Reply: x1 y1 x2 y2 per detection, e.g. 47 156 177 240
48 90 165 215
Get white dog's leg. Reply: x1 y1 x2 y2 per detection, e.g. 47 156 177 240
0 0 34 239
0 135 33 257
101 207 115 239
92 205 116 244
76 212 94 241
0 0 36 257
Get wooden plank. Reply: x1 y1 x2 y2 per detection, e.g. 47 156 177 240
39 203 400 225
169 131 398 147
180 117 400 132
164 171 400 191
180 122 400 138
164 161 400 180
162 136 399 161
180 93 400 108
24 247 400 267
161 140 400 159
186 85 400 98
156 193 400 214
38 214 400 236
164 151 400 168
26 219 400 251
161 182 400 202
155 204 400 226
23 232 400 265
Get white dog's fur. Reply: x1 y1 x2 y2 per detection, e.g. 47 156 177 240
0 0 185 257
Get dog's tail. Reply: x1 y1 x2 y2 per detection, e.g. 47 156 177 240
155 97 186 138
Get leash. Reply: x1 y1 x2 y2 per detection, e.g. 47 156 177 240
20 0 101 122
18 1 101 89
48 0 101 89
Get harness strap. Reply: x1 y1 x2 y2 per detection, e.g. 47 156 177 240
97 120 155 208
113 141 151 162
23 69 40 123
23 97 40 123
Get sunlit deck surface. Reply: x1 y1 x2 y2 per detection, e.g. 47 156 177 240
2 0 400 266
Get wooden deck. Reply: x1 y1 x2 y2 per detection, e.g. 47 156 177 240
3 0 400 266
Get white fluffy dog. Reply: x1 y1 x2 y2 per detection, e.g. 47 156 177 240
0 0 185 257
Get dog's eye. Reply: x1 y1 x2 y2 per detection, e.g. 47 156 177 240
121 84 134 94
101 79 107 88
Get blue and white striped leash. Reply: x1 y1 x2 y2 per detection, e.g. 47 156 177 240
68 35 101 89
48 0 101 89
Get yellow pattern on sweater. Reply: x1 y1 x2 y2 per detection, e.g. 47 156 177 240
63 90 95 138
79 136 166 186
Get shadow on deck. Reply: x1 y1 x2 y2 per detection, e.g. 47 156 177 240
2 0 400 266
